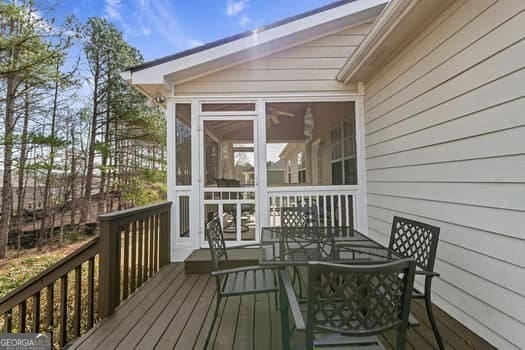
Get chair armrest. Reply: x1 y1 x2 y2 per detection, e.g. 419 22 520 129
211 265 281 276
415 269 440 278
226 242 274 249
280 270 306 331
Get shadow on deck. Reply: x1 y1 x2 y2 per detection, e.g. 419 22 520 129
69 263 495 350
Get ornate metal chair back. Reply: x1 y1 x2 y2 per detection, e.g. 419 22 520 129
281 206 319 227
389 216 440 272
305 260 416 350
206 216 228 272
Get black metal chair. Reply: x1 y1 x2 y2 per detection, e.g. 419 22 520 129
281 206 319 228
281 206 319 297
389 216 444 350
204 216 280 349
284 260 416 350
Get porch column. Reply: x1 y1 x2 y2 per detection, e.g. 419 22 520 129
190 100 201 248
256 99 269 229
355 95 368 234
166 100 176 261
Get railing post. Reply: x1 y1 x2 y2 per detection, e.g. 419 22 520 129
159 203 172 266
98 217 120 318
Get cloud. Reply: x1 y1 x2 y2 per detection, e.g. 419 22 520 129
142 27 152 36
105 0 121 20
188 40 204 48
134 0 193 50
226 0 248 17
239 14 251 27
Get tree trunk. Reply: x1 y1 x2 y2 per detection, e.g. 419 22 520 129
82 57 101 225
39 65 60 247
15 92 30 256
70 122 77 228
98 77 110 215
0 75 17 259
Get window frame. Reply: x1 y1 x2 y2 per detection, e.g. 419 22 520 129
330 118 357 185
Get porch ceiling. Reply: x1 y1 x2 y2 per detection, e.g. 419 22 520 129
203 101 355 144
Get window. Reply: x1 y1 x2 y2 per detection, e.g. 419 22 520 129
175 104 191 186
201 103 256 112
203 120 255 187
330 120 357 185
265 101 356 186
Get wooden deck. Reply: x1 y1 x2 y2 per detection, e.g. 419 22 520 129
69 263 495 350
184 248 259 274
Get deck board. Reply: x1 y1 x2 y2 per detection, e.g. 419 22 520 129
70 263 496 350
234 294 255 349
68 263 182 350
105 267 190 349
153 275 213 349
213 296 242 349
254 294 272 350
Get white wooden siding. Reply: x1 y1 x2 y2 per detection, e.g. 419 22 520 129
362 1 525 349
173 24 371 95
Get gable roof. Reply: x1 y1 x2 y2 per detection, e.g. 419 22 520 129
129 0 366 73
337 0 455 82
122 0 387 98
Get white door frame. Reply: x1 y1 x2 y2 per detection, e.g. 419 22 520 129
199 114 259 247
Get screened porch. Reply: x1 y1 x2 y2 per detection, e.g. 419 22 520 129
171 100 367 260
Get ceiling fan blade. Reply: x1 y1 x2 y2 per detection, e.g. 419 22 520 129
268 107 295 117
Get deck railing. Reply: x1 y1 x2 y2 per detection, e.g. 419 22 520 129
98 201 171 318
0 238 99 348
0 201 172 348
268 186 357 227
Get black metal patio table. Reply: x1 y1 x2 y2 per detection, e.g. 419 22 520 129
259 226 404 350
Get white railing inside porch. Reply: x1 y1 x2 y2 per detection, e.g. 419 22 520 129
267 186 357 228
203 187 257 242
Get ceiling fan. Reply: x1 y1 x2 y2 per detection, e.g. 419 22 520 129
267 106 295 125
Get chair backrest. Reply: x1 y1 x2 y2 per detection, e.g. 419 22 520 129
205 216 228 271
305 260 416 350
388 216 440 272
281 206 319 227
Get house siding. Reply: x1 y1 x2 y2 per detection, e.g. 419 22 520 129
173 23 371 95
363 0 525 349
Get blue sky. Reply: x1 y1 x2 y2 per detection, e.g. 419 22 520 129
42 0 334 62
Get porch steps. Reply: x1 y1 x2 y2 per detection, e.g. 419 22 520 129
184 248 259 274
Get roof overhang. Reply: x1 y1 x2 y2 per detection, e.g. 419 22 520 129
121 0 387 100
336 0 455 83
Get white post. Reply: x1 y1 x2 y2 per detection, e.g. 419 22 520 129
191 100 201 248
256 99 269 233
355 94 369 234
166 101 176 261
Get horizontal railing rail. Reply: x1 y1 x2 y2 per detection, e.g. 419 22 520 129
0 201 172 349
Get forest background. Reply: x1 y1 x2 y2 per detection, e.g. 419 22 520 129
0 0 166 280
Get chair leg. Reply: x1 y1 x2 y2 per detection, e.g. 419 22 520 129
205 295 221 350
292 267 303 298
424 277 445 350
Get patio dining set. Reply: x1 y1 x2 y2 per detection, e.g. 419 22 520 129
204 207 443 350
